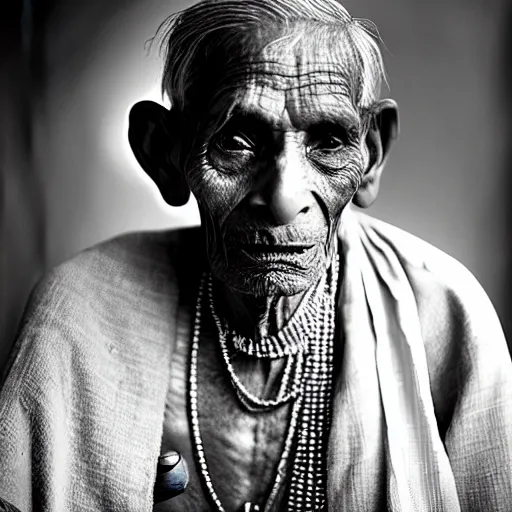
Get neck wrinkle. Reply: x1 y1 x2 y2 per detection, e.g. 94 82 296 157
214 280 309 341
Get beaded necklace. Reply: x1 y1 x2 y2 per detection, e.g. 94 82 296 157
189 256 339 512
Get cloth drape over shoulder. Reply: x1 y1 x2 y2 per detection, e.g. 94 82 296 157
1 211 511 511
328 210 512 511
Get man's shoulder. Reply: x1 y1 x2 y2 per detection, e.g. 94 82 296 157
31 227 204 317
354 213 508 432
354 211 504 348
48 226 203 290
3 228 203 386
355 212 490 313
30 225 204 339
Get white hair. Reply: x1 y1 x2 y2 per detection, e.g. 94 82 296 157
156 0 387 116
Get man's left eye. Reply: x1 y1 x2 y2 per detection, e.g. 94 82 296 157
309 135 345 152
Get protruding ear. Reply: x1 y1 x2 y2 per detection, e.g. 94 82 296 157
353 99 399 209
128 100 190 206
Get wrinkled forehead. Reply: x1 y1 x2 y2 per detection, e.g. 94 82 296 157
200 30 362 130
243 48 358 128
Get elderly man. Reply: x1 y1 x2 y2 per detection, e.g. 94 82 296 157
1 0 511 511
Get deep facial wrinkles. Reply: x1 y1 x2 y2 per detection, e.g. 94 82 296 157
183 30 372 302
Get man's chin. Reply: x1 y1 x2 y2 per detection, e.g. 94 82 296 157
235 269 315 297
221 261 327 297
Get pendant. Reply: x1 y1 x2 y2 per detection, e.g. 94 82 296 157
244 503 260 511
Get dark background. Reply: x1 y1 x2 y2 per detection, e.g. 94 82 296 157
1 0 511 372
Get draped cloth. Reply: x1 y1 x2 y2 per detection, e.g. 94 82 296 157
328 210 512 511
0 211 511 511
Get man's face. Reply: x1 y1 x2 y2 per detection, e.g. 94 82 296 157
183 34 370 297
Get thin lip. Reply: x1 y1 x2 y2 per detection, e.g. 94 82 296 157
239 244 317 266
239 243 316 253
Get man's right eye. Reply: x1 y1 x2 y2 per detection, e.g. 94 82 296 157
215 132 254 153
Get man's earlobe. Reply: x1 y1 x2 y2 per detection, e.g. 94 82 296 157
353 99 399 209
128 100 190 207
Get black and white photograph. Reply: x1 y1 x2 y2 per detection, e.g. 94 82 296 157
1 0 511 510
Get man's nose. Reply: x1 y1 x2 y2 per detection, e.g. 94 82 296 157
249 145 313 225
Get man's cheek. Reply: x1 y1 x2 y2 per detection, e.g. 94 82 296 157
315 168 361 223
190 168 251 225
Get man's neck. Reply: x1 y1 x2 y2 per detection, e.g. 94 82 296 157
211 245 341 341
213 282 308 341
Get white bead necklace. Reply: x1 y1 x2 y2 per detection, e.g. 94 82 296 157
188 256 339 512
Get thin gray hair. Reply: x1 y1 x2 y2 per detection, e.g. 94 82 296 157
156 0 388 116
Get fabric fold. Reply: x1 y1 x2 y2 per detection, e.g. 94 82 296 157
327 209 461 511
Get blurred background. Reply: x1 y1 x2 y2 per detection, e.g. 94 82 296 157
1 0 511 372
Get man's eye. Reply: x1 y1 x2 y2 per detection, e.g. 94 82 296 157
216 132 254 153
309 134 345 152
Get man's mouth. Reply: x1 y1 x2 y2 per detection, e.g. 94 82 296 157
237 243 318 267
241 243 314 255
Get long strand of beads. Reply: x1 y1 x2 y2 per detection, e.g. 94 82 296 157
189 274 306 512
188 276 225 511
286 256 338 511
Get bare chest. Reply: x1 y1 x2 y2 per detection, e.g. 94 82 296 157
154 310 290 512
